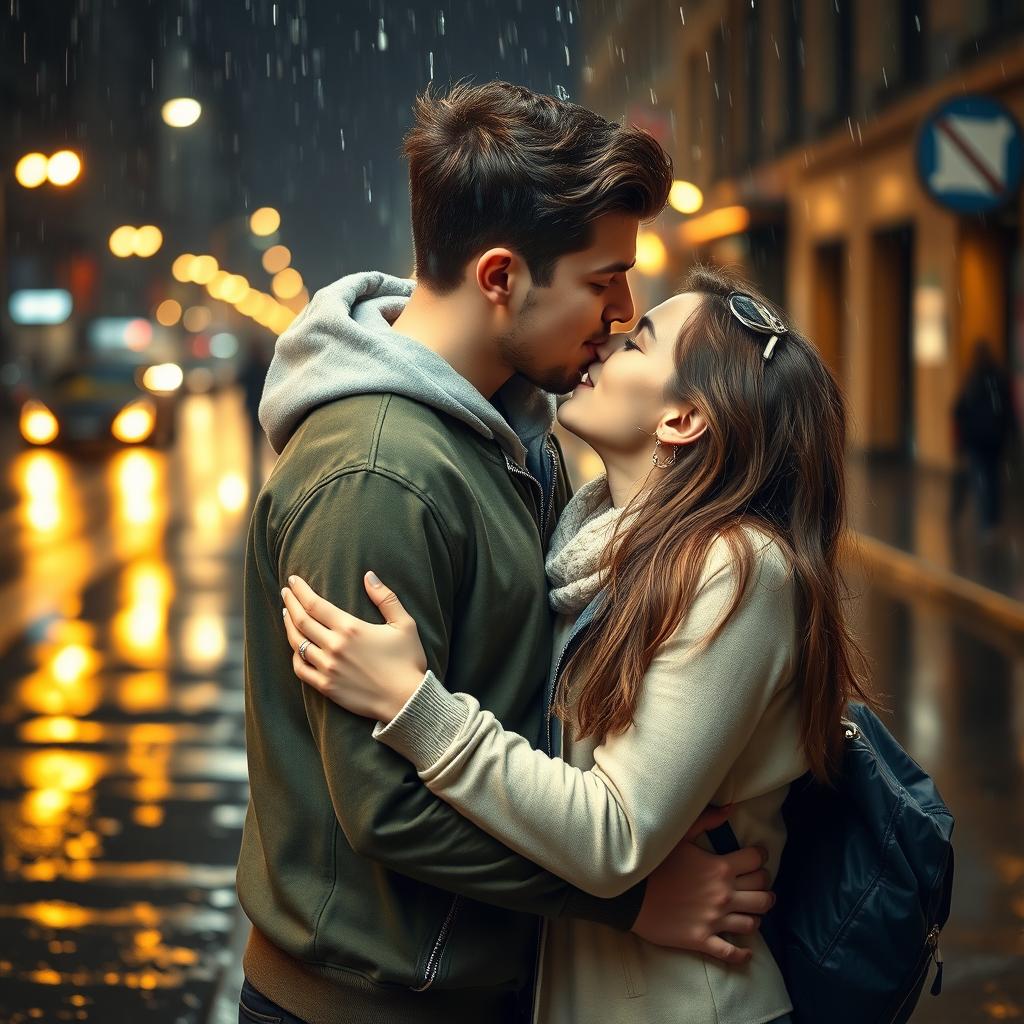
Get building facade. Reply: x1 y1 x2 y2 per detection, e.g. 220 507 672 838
582 0 1024 468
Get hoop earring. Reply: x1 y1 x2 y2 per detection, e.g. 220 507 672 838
652 438 678 469
635 424 679 470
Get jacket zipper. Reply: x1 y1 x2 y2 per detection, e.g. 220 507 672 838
886 925 942 1021
413 440 556 993
545 617 594 755
504 435 557 541
411 895 462 992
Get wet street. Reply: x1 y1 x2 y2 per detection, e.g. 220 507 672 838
0 393 1021 1022
0 390 254 1022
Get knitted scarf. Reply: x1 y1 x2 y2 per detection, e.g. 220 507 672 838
545 474 633 615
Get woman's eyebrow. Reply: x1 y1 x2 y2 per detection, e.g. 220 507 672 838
634 315 655 340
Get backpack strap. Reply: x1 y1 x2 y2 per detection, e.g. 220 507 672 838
706 821 741 855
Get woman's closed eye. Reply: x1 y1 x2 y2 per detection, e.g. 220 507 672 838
622 337 641 352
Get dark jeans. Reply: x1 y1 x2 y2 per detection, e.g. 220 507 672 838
239 978 308 1024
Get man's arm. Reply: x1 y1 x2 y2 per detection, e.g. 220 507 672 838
277 466 643 929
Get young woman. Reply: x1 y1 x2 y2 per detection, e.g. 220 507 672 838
279 264 872 1024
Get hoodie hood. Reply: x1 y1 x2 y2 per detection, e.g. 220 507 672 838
258 271 557 467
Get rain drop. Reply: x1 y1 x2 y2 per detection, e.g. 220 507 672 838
377 19 388 52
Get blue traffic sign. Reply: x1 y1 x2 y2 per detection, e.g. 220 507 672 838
916 95 1023 214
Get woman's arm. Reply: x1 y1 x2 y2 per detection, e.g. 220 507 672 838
369 545 797 899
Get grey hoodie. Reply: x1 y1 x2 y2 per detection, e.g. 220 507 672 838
258 271 557 472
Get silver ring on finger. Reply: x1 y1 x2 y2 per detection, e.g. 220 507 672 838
298 639 313 664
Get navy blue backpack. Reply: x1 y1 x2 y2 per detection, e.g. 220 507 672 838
709 703 954 1024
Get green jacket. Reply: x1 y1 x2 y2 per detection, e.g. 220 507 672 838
237 392 644 1019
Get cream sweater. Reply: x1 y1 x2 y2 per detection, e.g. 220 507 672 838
374 522 806 1024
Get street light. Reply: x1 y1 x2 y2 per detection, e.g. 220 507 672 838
162 98 202 128
15 150 82 188
108 225 164 258
635 231 668 277
272 268 303 300
262 245 291 273
249 207 280 237
47 151 82 186
155 299 182 326
669 180 704 215
15 153 49 188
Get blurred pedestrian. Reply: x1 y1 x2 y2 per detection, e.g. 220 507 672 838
952 340 1017 536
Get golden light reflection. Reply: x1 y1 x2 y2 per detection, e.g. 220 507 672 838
52 644 94 685
116 671 170 713
181 612 227 671
21 788 73 827
133 777 172 803
678 205 751 246
134 805 165 828
110 449 162 531
19 716 104 745
217 472 248 512
112 561 172 669
21 749 103 794
19 624 102 718
16 450 67 534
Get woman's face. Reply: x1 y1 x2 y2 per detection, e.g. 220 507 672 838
557 292 702 456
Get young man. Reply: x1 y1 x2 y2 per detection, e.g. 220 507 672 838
237 82 772 1024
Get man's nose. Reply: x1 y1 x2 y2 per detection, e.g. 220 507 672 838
604 276 636 327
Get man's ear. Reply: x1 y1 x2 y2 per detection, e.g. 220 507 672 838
657 404 708 448
476 248 530 307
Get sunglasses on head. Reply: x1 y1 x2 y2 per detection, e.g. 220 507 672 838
726 292 789 360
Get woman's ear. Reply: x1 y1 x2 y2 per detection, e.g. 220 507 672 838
657 404 708 448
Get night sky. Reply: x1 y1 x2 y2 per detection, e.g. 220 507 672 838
2 1 595 292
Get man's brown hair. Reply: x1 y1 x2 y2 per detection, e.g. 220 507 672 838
403 80 673 293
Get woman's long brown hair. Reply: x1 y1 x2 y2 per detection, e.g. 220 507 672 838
555 264 874 783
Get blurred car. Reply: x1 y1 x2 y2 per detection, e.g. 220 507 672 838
18 357 181 449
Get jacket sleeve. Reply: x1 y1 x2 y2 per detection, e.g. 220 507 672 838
277 467 644 928
374 543 797 899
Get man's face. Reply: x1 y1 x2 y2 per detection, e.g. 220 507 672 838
498 212 639 394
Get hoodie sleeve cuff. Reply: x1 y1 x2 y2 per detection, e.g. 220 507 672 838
371 671 471 769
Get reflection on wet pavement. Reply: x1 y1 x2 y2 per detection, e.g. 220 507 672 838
0 391 252 1023
847 570 1024 1021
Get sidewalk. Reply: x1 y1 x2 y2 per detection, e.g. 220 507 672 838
845 451 1024 631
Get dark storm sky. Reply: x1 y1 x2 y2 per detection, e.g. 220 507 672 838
2 0 594 290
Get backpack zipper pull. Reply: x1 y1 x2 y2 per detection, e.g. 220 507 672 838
928 926 944 996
